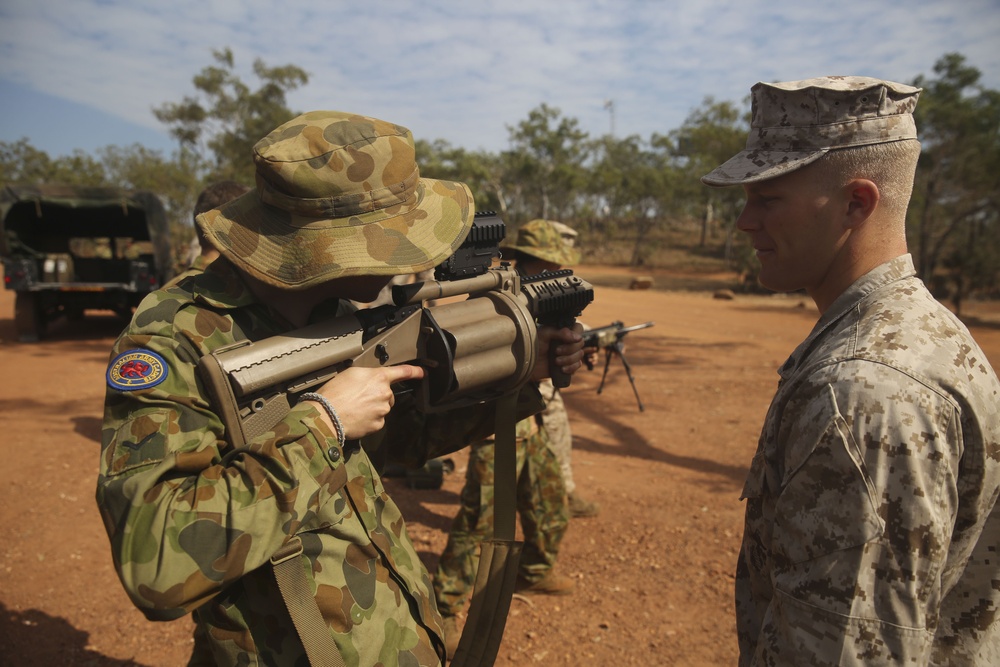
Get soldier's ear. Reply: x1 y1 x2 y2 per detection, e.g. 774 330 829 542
844 179 879 229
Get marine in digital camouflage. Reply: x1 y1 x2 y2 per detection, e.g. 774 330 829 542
701 76 1000 665
198 110 474 290
97 258 544 666
737 255 1000 665
433 415 569 617
702 76 922 187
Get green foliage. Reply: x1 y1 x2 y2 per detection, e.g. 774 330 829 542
909 53 1000 311
4 49 997 300
153 47 308 184
1 138 108 186
504 104 591 222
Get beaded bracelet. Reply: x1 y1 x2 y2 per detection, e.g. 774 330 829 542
300 392 345 446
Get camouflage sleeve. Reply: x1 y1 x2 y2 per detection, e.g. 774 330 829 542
754 360 960 665
97 307 350 621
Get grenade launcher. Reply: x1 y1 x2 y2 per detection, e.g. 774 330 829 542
196 212 595 450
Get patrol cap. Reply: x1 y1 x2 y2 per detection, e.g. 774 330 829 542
702 76 921 187
197 110 474 289
503 219 581 266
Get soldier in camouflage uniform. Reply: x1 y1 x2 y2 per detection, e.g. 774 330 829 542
96 111 586 667
703 77 1000 665
538 220 600 518
432 220 582 657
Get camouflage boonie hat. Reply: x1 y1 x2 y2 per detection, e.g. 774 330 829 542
197 110 474 289
702 76 921 187
548 220 578 248
502 219 580 266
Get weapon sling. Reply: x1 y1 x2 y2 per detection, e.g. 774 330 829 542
268 391 522 667
450 391 523 667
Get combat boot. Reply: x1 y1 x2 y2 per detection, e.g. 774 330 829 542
441 615 461 660
569 492 600 518
515 570 575 595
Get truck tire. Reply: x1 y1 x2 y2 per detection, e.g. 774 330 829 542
14 292 44 342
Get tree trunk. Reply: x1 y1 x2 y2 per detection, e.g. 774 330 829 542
700 200 713 248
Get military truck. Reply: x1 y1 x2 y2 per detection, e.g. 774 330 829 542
1 184 175 341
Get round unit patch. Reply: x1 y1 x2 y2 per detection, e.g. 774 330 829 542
107 349 168 391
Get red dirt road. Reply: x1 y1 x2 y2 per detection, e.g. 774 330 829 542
1 268 997 666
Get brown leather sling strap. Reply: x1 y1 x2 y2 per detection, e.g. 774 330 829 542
269 391 522 667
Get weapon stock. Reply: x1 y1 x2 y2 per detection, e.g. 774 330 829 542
583 320 654 412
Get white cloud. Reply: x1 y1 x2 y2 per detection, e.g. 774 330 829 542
1 0 998 155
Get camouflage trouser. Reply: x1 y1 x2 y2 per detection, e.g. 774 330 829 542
433 421 569 618
538 379 575 495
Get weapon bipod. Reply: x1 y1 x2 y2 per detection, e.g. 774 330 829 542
596 339 645 412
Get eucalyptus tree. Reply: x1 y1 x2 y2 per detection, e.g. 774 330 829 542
909 53 1000 312
154 47 308 185
588 133 675 265
504 104 590 222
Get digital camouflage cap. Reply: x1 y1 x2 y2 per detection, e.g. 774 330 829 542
197 110 474 289
502 219 581 267
702 76 921 186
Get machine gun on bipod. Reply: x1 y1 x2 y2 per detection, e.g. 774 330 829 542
583 320 654 412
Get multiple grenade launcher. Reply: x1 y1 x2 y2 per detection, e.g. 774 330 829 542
197 212 595 449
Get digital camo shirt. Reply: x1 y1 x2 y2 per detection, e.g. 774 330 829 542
737 255 1000 666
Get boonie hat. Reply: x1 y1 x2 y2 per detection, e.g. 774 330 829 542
702 76 921 187
502 219 580 266
197 110 474 289
548 220 578 248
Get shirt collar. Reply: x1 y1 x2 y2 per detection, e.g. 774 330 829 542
778 254 917 379
187 257 259 310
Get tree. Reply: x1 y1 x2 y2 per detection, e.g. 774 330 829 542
154 47 308 184
662 97 754 283
0 138 108 186
505 104 590 222
667 98 748 245
587 134 673 265
415 140 509 216
910 53 1000 312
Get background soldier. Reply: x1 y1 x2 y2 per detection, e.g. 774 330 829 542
433 219 585 659
539 220 600 518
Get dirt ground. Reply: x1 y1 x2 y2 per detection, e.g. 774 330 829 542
1 265 998 666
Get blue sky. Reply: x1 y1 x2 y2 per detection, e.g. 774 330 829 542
1 0 998 159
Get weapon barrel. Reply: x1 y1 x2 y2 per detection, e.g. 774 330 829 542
620 321 655 334
393 271 505 306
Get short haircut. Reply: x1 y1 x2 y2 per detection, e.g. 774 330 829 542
193 181 251 221
193 181 251 249
814 140 921 218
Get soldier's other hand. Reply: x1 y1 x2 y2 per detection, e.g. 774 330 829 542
310 365 426 439
532 324 585 381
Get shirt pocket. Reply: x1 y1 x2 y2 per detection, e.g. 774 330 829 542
773 398 885 566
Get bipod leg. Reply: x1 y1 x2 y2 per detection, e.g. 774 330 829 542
597 347 615 395
613 341 645 412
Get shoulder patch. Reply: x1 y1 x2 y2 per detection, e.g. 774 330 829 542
107 349 168 391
